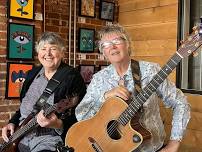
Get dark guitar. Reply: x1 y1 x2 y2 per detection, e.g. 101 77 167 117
65 25 202 152
0 96 79 152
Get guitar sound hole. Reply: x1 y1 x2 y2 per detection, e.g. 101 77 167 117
107 120 121 140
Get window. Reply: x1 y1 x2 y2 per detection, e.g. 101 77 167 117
178 0 202 94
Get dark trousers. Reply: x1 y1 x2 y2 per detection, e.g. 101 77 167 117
18 143 55 152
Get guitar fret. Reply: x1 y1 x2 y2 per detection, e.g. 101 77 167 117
153 78 160 86
141 90 150 99
167 60 176 70
142 90 150 98
125 110 133 119
130 103 139 110
151 79 159 88
170 58 177 65
136 94 146 103
165 64 172 71
163 66 172 74
132 97 142 106
127 107 135 116
160 70 168 77
130 102 140 111
121 112 129 122
150 82 156 90
154 76 163 85
143 87 153 97
128 102 136 112
147 84 155 92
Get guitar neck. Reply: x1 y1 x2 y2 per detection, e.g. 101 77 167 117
0 104 57 151
0 117 37 151
118 53 182 125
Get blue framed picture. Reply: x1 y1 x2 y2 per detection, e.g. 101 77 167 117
100 0 115 21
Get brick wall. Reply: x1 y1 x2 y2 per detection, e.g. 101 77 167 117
0 0 118 142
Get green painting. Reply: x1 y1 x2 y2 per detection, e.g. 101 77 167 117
79 28 95 52
8 23 34 60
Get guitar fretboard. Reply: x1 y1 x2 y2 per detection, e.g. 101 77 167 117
118 53 182 125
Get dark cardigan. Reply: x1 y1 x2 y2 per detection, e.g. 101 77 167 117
9 62 86 141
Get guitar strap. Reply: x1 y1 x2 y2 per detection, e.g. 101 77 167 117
131 59 142 95
33 64 71 113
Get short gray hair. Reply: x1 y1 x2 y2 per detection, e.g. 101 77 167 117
97 24 132 54
35 32 66 53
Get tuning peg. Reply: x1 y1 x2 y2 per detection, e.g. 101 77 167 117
192 51 198 57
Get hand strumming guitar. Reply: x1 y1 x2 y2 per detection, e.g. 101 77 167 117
2 123 15 142
104 85 131 101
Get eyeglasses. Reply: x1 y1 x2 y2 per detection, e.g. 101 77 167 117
99 37 126 51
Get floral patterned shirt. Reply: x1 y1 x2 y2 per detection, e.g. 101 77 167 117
75 60 190 152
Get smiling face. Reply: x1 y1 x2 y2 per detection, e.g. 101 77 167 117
101 33 130 64
37 42 64 71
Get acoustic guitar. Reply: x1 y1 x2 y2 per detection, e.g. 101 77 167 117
0 96 79 152
66 25 202 152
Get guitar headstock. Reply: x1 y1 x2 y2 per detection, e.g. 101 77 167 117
177 22 202 58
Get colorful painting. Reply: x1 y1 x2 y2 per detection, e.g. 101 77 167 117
9 0 34 19
79 65 95 84
7 23 34 60
5 62 33 99
79 28 95 52
79 0 96 17
100 0 115 21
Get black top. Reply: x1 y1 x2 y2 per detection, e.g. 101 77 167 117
9 62 86 141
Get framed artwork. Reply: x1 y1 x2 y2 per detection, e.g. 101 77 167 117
99 0 115 21
8 0 34 20
7 23 34 60
79 65 95 84
79 0 96 18
5 62 33 99
99 65 108 70
79 28 95 53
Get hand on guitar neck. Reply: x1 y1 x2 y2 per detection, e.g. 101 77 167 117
36 110 63 129
37 94 79 129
